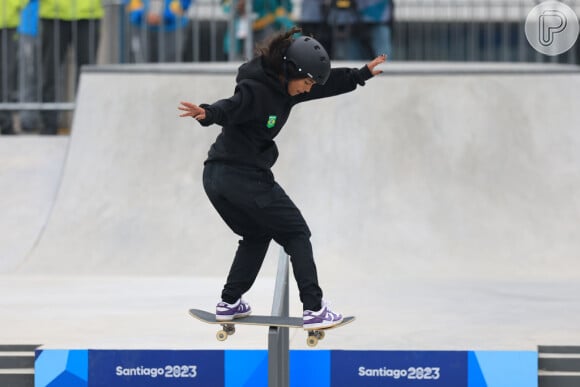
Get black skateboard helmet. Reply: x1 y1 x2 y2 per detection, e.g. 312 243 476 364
283 36 331 85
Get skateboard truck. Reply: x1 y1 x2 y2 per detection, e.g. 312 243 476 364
210 317 338 347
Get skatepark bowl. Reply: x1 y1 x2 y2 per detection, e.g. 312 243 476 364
1 61 580 387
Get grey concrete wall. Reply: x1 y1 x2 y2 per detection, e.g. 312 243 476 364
12 63 580 281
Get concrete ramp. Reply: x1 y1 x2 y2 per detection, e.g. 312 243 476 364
12 62 580 281
0 137 68 272
13 67 242 276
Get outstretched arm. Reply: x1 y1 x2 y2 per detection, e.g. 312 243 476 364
294 54 387 103
178 82 254 126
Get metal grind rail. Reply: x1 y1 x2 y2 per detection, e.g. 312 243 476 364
268 247 290 387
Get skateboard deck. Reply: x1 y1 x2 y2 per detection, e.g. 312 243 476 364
189 308 355 347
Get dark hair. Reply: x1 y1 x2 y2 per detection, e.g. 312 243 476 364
255 26 303 79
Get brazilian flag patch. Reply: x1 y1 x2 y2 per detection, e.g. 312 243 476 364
267 115 277 129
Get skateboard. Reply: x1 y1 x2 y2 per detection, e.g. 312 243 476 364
189 308 355 347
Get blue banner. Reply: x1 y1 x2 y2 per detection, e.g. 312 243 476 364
468 351 537 387
224 350 330 387
89 350 224 387
35 349 89 387
331 350 468 387
35 348 536 387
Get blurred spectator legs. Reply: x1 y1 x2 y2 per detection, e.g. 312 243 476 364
331 24 363 59
41 19 100 135
129 27 186 63
365 22 392 58
0 28 18 135
18 33 42 134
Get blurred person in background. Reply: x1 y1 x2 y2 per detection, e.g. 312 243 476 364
222 0 293 60
1 0 26 135
124 0 192 63
299 0 331 55
18 0 42 134
325 0 360 59
357 0 393 58
40 0 103 135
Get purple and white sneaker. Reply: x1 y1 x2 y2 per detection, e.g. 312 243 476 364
216 299 252 321
303 301 343 329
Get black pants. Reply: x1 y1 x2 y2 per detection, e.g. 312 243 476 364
203 162 323 311
40 19 100 134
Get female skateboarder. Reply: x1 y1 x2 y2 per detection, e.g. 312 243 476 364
179 27 385 329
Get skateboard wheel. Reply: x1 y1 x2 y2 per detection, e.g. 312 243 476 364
306 336 318 347
318 331 325 340
216 330 228 341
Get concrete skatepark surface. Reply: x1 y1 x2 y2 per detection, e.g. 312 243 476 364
1 62 579 350
0 137 68 273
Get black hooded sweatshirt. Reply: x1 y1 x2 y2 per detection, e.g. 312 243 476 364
199 56 374 170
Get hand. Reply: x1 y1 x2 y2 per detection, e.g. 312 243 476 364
178 101 206 121
366 54 387 76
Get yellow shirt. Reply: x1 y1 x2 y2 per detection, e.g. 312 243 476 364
0 0 27 28
40 0 104 21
